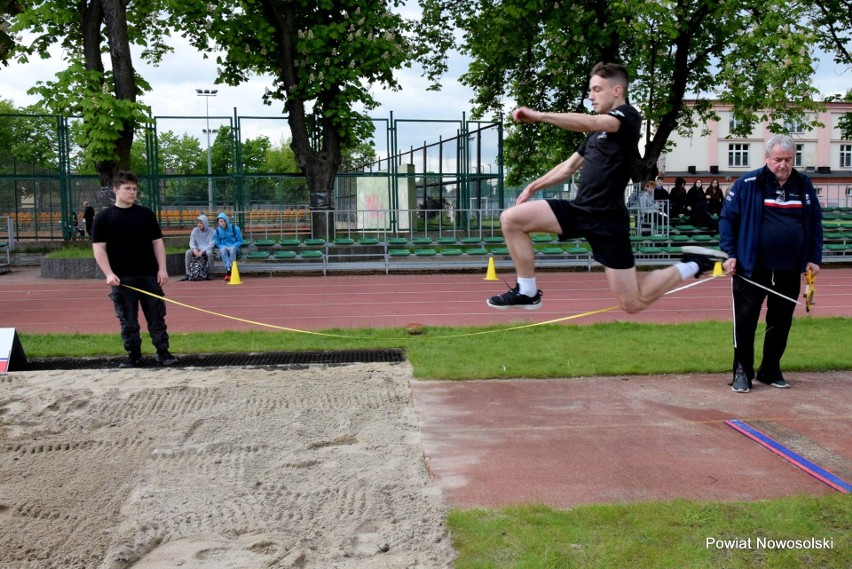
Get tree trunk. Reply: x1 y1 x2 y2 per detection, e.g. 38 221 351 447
264 0 343 240
102 0 136 172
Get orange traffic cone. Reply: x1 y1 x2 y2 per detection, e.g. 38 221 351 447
228 261 243 285
483 256 498 281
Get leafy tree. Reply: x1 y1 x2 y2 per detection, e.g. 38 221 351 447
420 0 829 184
9 0 171 187
808 0 851 67
0 1 21 66
264 137 301 174
170 0 416 237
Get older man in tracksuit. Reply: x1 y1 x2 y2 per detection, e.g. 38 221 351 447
719 134 823 393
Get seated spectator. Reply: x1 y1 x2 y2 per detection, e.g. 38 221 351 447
181 214 215 281
653 177 669 201
685 179 706 214
706 178 724 216
639 180 664 233
669 177 687 217
213 212 243 281
688 193 719 232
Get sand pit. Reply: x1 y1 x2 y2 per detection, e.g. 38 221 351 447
0 362 454 568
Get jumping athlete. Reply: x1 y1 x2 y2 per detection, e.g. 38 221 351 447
487 62 726 313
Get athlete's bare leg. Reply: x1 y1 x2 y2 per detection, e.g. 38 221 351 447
605 265 684 314
501 200 562 278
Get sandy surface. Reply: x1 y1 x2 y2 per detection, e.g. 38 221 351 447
0 363 454 568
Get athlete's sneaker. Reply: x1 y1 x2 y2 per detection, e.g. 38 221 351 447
731 365 750 393
756 368 790 388
156 351 178 367
681 246 728 278
487 284 542 310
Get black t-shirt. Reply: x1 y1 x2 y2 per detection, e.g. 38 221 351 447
758 182 805 271
573 104 641 213
91 204 163 277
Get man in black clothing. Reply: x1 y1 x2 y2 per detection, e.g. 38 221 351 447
487 62 726 313
92 172 177 368
82 201 95 236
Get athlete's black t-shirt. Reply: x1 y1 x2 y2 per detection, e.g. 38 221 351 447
573 104 641 213
91 204 163 277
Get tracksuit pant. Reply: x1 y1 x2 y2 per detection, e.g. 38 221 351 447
731 268 801 381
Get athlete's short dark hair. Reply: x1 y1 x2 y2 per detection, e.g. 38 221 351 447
590 62 630 91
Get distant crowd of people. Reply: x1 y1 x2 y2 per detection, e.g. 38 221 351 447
633 175 732 232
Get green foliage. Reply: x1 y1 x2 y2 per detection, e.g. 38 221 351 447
9 0 171 179
168 0 418 217
807 0 851 67
420 0 833 182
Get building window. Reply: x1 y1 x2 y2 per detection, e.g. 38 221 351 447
728 144 749 167
783 119 805 133
841 145 852 169
729 116 740 134
795 144 804 168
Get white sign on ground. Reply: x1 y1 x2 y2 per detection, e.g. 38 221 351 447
0 328 26 373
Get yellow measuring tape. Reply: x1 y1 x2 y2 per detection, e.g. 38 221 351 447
121 272 725 341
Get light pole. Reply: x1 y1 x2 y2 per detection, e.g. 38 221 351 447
196 88 218 211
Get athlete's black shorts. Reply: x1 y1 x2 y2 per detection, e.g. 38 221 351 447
546 199 635 269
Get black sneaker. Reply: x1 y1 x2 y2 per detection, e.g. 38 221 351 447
487 284 542 310
756 368 790 388
681 246 728 278
120 354 141 368
731 366 750 393
156 351 178 366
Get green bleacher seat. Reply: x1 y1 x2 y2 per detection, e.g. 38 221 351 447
436 237 458 245
304 238 326 246
333 237 355 245
490 247 510 255
466 247 488 255
387 237 408 245
460 236 482 245
412 237 433 245
532 234 554 243
246 251 270 260
279 238 301 247
414 248 438 256
441 248 463 256
358 237 380 245
540 246 564 255
638 246 668 255
300 250 323 258
274 250 297 259
387 248 411 257
254 239 276 247
483 236 505 244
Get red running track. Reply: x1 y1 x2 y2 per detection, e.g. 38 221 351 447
2 266 851 335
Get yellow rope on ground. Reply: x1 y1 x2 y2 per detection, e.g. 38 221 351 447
121 273 726 340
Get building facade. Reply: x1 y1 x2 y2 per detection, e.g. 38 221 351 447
659 100 852 206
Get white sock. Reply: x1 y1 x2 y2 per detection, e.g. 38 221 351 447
676 261 699 280
517 277 537 297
